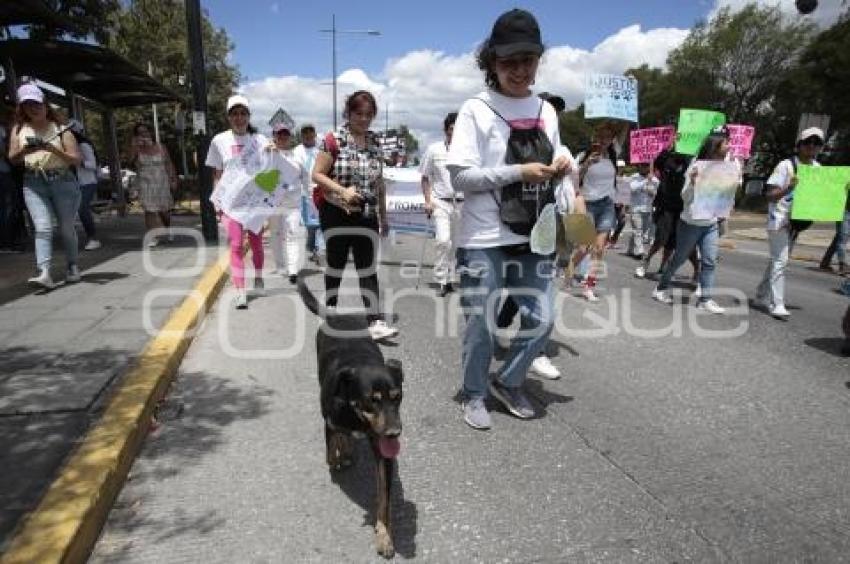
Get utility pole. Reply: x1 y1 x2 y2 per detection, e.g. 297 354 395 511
185 0 217 242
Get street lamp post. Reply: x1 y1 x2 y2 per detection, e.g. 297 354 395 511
319 15 380 130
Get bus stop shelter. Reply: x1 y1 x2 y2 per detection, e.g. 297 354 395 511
0 38 179 212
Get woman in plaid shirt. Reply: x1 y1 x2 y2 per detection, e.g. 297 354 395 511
312 90 398 340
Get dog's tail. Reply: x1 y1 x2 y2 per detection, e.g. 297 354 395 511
297 269 327 319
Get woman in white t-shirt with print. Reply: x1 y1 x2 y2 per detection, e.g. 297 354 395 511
447 9 573 431
206 95 269 309
573 122 620 302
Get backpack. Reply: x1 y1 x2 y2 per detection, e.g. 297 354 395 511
476 98 555 236
786 156 813 236
652 150 690 215
312 131 339 208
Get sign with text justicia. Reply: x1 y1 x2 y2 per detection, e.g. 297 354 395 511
584 73 638 122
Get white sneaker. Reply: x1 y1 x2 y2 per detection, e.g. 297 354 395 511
652 287 673 304
368 319 399 341
530 355 561 380
66 265 81 283
28 269 56 289
253 276 265 295
495 333 512 350
696 299 725 314
694 284 702 298
147 237 159 248
582 287 600 302
233 289 248 309
769 304 790 320
634 265 646 279
84 239 101 251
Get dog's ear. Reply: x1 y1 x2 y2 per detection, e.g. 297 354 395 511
385 359 403 385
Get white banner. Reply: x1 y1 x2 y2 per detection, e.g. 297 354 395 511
383 167 434 235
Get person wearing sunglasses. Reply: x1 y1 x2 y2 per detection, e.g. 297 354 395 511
755 127 825 319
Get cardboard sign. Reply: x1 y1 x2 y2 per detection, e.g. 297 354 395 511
584 73 638 122
384 167 435 235
689 160 740 220
629 126 676 164
727 124 755 159
675 109 726 155
791 165 850 222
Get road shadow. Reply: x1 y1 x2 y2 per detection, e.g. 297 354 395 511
525 378 575 411
89 369 275 560
804 337 850 358
329 440 418 559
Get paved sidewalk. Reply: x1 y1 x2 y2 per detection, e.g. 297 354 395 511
0 211 222 553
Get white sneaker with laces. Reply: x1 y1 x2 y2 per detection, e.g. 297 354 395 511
694 284 702 298
696 299 725 314
530 355 561 380
582 287 600 302
368 320 399 340
66 265 81 283
28 269 56 289
634 265 646 279
652 287 673 304
769 304 790 319
84 239 101 251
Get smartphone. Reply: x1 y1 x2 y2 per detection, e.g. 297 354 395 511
26 136 45 147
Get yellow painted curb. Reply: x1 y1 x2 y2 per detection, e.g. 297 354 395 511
0 252 229 564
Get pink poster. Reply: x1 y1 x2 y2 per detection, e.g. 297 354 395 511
727 124 755 159
629 126 676 164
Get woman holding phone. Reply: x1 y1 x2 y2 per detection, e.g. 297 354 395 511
128 122 177 247
8 83 82 289
574 123 620 302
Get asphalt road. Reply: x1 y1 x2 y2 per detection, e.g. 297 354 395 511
90 233 850 563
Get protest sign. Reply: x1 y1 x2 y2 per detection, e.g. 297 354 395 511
212 150 301 234
791 165 850 222
675 109 725 155
629 126 676 164
689 160 740 220
384 167 434 235
584 73 638 122
727 124 755 159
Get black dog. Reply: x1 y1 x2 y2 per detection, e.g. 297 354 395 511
297 271 403 558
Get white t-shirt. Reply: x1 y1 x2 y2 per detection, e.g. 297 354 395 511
629 172 658 212
292 143 320 198
419 140 456 199
77 142 98 186
205 130 268 171
447 89 562 249
267 148 303 208
765 158 820 231
580 156 617 202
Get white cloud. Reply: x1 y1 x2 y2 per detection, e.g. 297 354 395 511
711 0 846 27
240 24 689 153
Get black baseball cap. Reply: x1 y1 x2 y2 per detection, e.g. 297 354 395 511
488 9 543 58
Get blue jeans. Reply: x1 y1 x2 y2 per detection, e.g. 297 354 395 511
457 247 555 399
822 211 849 266
658 220 719 302
23 171 81 271
78 182 98 239
306 225 324 253
585 197 616 233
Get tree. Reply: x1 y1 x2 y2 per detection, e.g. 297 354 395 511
26 0 121 44
558 105 593 153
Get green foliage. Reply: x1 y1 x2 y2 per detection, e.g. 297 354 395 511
26 0 122 44
559 105 593 153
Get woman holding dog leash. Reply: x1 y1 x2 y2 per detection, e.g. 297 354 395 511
447 9 572 430
312 90 399 341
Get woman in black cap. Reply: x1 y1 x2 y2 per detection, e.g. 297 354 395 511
447 9 573 430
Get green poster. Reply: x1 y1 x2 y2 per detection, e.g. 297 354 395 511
792 165 850 221
675 109 726 155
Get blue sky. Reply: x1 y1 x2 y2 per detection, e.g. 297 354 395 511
203 0 712 83
196 0 842 149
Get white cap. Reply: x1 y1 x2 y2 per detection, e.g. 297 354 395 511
798 127 824 142
226 94 250 113
17 83 45 104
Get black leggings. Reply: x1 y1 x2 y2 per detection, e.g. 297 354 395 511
319 202 381 320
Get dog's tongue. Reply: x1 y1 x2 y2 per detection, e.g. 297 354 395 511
378 436 401 458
